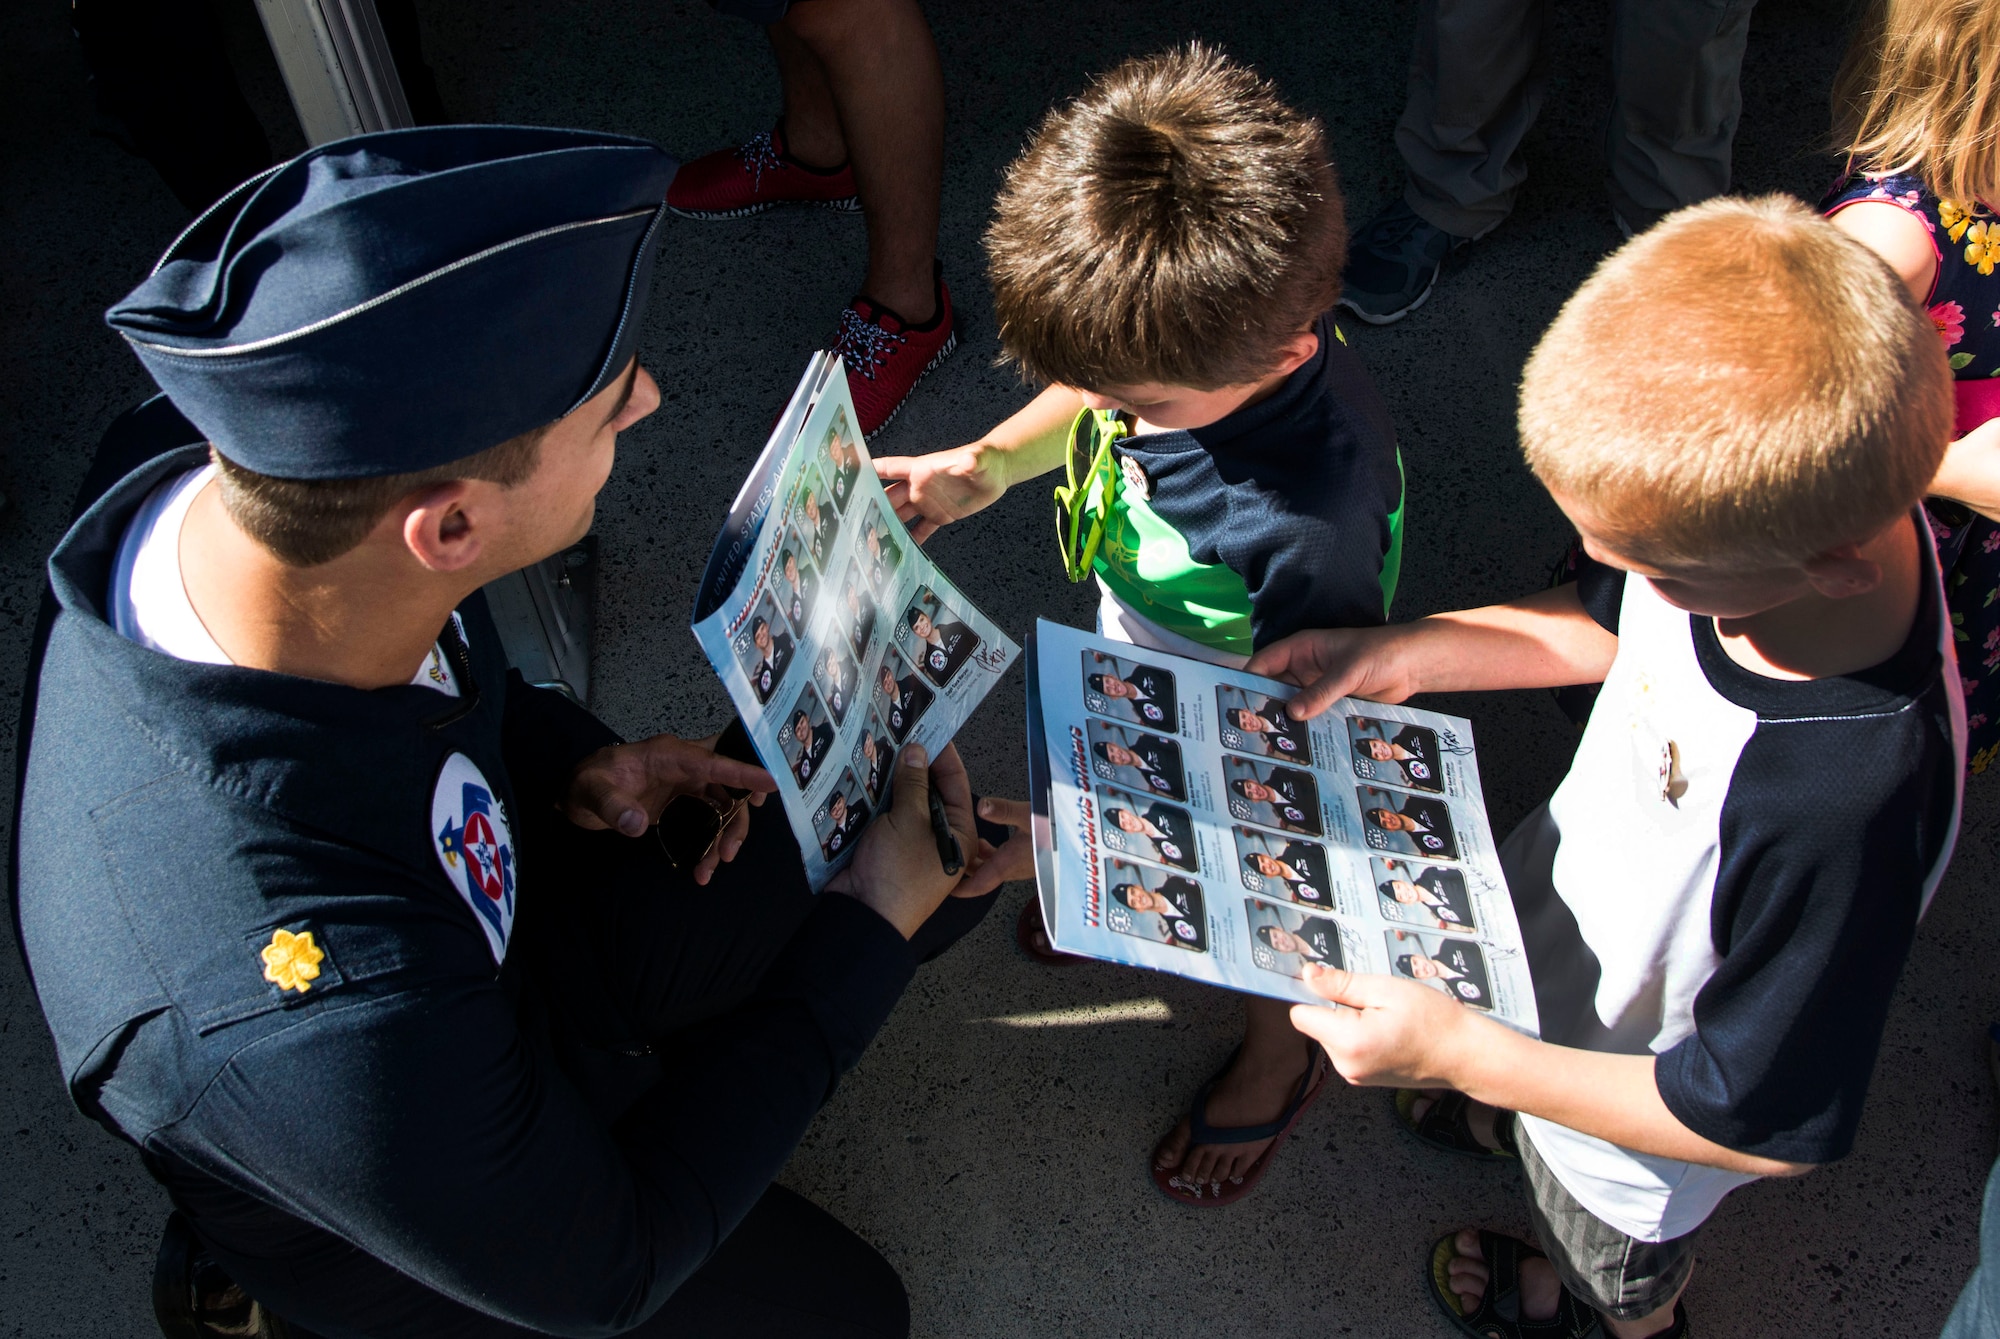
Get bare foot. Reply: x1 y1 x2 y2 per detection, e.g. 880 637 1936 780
1444 1228 1561 1321
1154 1005 1315 1193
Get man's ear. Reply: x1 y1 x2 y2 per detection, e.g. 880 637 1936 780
401 481 482 573
1800 543 1883 599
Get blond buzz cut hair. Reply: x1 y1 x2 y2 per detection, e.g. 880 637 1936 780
1520 194 1951 569
984 44 1346 392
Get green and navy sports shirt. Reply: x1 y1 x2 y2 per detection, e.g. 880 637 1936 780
1090 312 1405 656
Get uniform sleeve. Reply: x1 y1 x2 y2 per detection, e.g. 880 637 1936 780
167 894 915 1337
500 670 623 801
1654 711 1953 1163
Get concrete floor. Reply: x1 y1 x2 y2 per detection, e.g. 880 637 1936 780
3 0 1995 1334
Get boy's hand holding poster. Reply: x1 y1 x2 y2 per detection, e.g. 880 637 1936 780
1026 619 1539 1033
693 356 1019 889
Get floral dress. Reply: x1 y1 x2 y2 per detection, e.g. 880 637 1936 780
1826 170 2000 773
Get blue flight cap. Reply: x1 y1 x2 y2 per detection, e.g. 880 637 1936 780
106 126 677 479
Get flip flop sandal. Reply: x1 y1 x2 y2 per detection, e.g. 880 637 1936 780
1150 1047 1331 1207
1394 1089 1517 1163
1015 896 1085 966
1426 1229 1659 1339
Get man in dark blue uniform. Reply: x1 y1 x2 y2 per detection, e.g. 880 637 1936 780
14 127 1004 1339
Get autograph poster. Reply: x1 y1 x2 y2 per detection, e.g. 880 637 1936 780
694 355 1019 889
1026 619 1537 1033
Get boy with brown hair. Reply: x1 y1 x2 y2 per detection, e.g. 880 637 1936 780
878 44 1405 1206
1260 195 1961 1338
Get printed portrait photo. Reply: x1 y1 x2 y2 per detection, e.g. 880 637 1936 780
731 592 794 705
1357 785 1458 860
898 586 982 687
813 639 861 727
1103 858 1207 952
1233 827 1336 911
778 685 837 791
1223 757 1322 836
1386 929 1494 1010
1348 716 1443 793
1246 899 1344 979
813 768 873 861
851 712 896 806
1097 785 1199 872
1215 685 1313 764
1086 719 1187 801
1080 649 1178 732
794 464 841 571
860 502 905 598
838 560 878 661
873 647 934 742
822 408 864 514
1372 856 1477 934
775 527 819 637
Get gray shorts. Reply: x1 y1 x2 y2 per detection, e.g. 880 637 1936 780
1514 1118 1699 1321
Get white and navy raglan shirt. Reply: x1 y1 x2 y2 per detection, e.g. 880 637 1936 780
1507 526 1964 1243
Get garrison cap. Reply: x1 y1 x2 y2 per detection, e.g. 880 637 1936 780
106 126 676 479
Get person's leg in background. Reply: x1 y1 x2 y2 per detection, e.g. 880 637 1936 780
1341 0 1551 324
1941 1153 2000 1338
670 0 952 437
1602 0 1756 235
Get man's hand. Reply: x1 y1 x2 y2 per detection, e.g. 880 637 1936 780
874 446 1006 543
1244 626 1419 720
828 744 979 937
953 796 1035 899
1287 964 1480 1090
565 734 775 838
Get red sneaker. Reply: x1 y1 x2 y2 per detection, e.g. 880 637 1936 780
667 122 860 219
830 267 958 438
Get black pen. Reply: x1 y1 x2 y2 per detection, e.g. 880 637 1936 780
927 774 963 875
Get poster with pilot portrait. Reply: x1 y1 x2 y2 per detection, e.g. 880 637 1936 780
837 560 878 661
1223 757 1322 836
777 685 837 791
774 528 819 637
1086 719 1187 801
851 713 896 806
1233 827 1339 913
732 593 795 705
813 639 861 727
1387 930 1494 1011
812 768 873 861
692 353 1018 893
897 586 982 688
1096 785 1200 872
873 647 934 742
1348 715 1444 793
1371 856 1477 933
1216 685 1313 764
1080 648 1179 731
1357 785 1458 860
1024 620 1537 1029
1104 859 1207 952
1245 899 1347 979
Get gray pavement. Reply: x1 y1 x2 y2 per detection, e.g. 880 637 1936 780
2 0 1994 1335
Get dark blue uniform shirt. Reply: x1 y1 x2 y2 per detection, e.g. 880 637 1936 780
17 420 918 1336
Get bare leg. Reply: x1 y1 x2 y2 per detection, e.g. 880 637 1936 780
766 23 845 169
777 0 943 323
1154 994 1317 1188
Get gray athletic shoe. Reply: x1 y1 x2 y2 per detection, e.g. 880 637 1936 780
1337 200 1473 325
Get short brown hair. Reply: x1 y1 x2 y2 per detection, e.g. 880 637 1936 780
985 45 1346 391
213 427 547 567
1520 194 1951 568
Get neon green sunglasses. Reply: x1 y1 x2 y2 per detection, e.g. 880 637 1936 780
1052 408 1129 583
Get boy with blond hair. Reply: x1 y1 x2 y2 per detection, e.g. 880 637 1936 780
1257 196 1962 1338
879 44 1404 1207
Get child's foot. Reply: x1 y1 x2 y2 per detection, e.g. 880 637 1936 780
828 266 957 438
1337 199 1473 325
1440 1228 1564 1322
1433 1229 1687 1339
1153 1037 1318 1192
1401 1087 1514 1158
666 122 860 219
